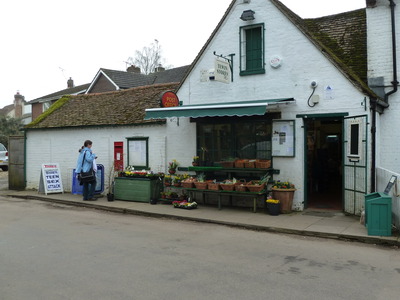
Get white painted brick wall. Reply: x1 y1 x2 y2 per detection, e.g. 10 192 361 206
367 0 400 173
174 0 371 210
26 124 167 192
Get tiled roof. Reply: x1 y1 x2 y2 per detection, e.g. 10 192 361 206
99 65 190 89
270 0 374 96
152 65 190 84
100 69 153 89
304 9 367 83
28 83 90 104
25 82 178 129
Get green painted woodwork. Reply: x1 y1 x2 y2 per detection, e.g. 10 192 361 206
114 177 162 202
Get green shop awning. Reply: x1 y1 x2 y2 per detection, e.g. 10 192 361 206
144 98 295 119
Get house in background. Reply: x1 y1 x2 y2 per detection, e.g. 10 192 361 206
3 91 32 124
28 65 190 121
28 78 90 121
85 65 189 94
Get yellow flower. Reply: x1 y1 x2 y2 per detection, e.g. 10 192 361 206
266 199 280 204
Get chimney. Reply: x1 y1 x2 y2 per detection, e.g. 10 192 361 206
155 65 166 73
14 91 24 118
67 77 74 88
127 65 141 73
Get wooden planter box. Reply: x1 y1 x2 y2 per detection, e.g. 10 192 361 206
114 177 162 202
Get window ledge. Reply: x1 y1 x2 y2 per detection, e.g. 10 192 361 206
240 69 266 76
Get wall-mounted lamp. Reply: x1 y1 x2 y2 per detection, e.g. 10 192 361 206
240 10 255 21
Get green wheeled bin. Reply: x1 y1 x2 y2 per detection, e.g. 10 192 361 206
364 192 392 236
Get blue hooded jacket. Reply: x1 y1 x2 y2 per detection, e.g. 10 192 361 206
76 148 96 173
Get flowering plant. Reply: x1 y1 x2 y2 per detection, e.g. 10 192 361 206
272 180 295 190
172 200 198 209
164 174 172 183
168 159 179 171
193 156 199 162
123 170 164 179
266 196 280 204
173 174 183 183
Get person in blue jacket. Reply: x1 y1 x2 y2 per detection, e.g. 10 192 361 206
76 140 97 201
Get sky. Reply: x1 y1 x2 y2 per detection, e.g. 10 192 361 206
0 0 366 109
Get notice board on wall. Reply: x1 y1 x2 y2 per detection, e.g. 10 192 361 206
272 120 295 157
39 163 64 195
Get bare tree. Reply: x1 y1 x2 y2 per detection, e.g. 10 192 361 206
127 39 168 75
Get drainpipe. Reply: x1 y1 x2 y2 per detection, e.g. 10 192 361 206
370 98 377 192
384 0 398 104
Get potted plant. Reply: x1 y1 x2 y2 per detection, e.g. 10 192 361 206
266 197 280 216
164 174 172 186
168 159 179 174
173 174 183 187
271 180 296 213
192 156 199 166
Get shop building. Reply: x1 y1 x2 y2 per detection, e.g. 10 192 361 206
145 0 397 216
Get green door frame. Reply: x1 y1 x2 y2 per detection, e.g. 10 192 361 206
298 113 348 209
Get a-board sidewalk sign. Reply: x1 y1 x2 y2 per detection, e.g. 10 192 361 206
39 163 64 195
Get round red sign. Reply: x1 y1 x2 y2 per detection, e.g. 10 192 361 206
161 91 179 107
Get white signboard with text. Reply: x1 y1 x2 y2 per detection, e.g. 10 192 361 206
39 163 64 195
214 58 230 84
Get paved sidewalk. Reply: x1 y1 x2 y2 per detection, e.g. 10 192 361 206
1 189 399 246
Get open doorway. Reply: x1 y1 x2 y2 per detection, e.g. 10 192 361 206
305 118 343 210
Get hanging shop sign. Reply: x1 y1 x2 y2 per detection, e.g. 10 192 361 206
161 91 179 107
214 58 230 84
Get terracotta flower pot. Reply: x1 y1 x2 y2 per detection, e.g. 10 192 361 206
271 188 296 213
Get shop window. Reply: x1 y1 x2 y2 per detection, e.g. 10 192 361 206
240 23 265 76
127 137 149 169
196 116 275 163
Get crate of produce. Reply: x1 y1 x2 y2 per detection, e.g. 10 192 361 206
218 161 235 168
220 183 236 191
255 160 271 169
244 159 257 168
246 181 266 192
194 182 208 189
234 159 248 168
235 183 248 192
208 182 221 190
181 181 195 188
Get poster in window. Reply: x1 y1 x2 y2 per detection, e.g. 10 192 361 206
128 139 147 166
272 120 295 157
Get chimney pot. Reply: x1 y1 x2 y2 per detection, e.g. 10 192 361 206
67 77 74 88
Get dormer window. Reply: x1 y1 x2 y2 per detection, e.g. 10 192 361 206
239 23 265 76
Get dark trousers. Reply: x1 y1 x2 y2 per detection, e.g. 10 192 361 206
83 180 96 200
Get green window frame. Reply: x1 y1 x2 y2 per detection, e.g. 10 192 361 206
239 23 265 76
127 137 149 169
